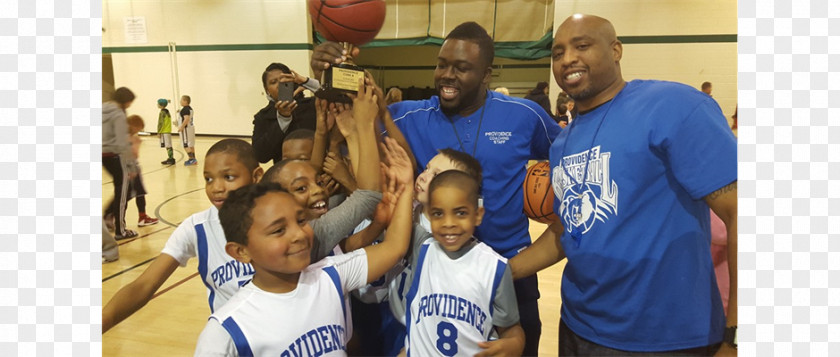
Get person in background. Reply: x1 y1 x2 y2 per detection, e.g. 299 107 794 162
524 81 552 115
102 87 138 240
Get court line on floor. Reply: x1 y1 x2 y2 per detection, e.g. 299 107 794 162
155 188 205 228
116 225 173 246
103 188 203 282
102 149 185 186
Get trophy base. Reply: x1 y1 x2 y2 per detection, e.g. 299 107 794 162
316 62 366 104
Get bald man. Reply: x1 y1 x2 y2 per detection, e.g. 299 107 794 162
511 14 738 356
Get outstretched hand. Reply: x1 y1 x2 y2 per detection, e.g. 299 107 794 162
351 77 378 126
380 137 414 190
332 102 356 139
314 98 335 134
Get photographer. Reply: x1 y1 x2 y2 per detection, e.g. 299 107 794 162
251 62 320 165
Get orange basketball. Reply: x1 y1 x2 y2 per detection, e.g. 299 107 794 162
523 161 559 224
308 0 386 45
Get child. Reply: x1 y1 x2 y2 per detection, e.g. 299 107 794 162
281 128 315 161
177 95 198 166
260 79 385 261
104 115 160 231
403 170 525 356
125 115 159 226
102 139 264 333
194 137 415 356
157 98 175 165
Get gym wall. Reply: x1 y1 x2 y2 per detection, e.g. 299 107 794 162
102 0 313 136
102 0 736 136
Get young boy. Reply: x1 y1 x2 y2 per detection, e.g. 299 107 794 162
126 115 159 226
157 98 175 165
194 137 415 356
281 128 315 161
403 170 525 356
177 95 198 166
102 139 264 333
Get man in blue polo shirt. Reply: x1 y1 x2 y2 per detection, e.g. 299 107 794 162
310 21 561 356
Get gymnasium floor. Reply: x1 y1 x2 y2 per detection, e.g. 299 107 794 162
101 135 567 356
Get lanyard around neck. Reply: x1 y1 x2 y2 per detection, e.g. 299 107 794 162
447 102 487 157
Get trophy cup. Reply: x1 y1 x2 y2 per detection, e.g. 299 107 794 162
308 0 386 103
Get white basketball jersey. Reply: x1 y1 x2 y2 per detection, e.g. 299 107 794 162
161 206 255 312
208 250 367 357
405 239 508 357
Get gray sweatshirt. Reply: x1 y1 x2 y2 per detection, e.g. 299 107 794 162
102 101 137 175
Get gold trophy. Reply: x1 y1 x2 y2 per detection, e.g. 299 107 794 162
315 42 366 103
308 0 386 103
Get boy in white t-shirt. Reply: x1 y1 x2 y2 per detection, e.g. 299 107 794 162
194 137 415 356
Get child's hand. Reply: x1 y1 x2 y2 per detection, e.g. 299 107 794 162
332 102 356 139
475 338 521 357
352 77 378 126
314 98 335 134
319 173 340 196
364 71 388 115
324 152 357 191
380 137 414 189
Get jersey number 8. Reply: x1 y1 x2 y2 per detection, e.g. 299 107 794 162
436 321 458 356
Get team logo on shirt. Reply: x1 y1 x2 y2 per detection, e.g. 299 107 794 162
552 146 618 236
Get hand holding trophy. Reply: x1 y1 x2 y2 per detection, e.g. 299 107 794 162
308 0 386 103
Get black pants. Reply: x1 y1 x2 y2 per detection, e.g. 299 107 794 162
558 320 722 356
515 274 542 357
102 155 129 235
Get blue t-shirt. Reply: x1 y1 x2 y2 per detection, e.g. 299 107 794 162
390 90 561 258
549 80 736 351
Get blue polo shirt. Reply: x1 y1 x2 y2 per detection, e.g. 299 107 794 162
390 90 561 258
549 80 735 351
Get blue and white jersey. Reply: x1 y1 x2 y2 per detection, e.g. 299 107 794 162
161 206 255 312
389 91 561 259
405 239 510 357
194 249 368 357
549 80 735 351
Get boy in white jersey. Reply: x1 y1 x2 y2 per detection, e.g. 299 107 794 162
194 137 415 356
403 170 525 357
102 139 264 333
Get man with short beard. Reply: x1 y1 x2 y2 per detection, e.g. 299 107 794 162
512 14 738 356
311 21 561 357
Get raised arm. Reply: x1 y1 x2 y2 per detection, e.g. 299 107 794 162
508 220 566 280
364 71 418 173
347 78 381 191
362 137 414 283
309 98 332 172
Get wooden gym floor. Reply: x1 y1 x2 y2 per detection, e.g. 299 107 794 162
101 135 567 356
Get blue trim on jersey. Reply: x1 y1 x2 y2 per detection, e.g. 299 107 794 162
195 224 216 312
323 266 347 326
221 317 253 357
488 260 507 318
404 243 430 357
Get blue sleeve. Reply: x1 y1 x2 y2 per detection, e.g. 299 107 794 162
530 106 562 160
655 98 737 199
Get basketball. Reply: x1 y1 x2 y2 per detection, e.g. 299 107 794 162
523 161 559 224
308 0 386 45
